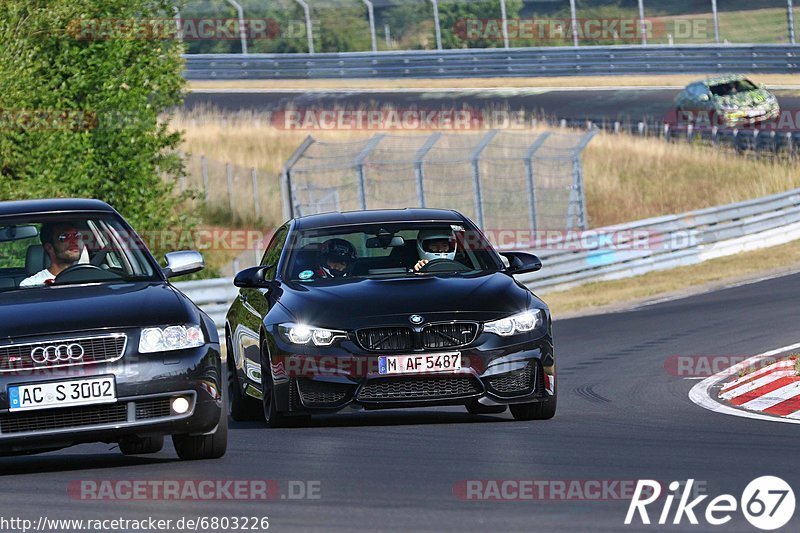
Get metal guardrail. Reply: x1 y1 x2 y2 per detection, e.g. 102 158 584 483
175 186 800 329
183 45 800 80
518 187 800 292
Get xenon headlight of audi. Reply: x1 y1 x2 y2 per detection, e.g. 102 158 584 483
483 310 543 337
278 323 347 347
139 324 205 353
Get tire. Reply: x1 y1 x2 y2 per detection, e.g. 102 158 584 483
119 435 164 455
465 400 507 415
172 407 228 460
226 338 262 421
261 343 288 428
510 395 557 421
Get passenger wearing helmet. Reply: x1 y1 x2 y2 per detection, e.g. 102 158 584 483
316 238 356 278
413 229 457 272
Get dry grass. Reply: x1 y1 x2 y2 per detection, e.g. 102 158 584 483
186 74 800 91
543 237 800 317
583 134 800 227
175 110 800 229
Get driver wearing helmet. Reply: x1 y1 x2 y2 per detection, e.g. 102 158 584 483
316 238 356 278
413 229 457 272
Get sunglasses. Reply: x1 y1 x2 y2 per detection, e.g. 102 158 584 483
57 231 83 242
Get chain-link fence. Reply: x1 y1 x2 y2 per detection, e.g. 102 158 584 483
283 129 596 236
178 0 799 54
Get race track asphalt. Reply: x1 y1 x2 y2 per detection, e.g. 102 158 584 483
184 88 800 123
3 271 800 532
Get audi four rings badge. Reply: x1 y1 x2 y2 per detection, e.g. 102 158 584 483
30 343 85 364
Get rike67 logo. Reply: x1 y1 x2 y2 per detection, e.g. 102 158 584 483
625 477 795 530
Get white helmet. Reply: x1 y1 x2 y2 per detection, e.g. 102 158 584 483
416 229 457 262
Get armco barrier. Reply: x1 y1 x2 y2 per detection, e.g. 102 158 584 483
183 45 800 80
175 187 800 330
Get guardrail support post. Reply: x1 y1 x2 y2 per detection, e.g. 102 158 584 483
362 0 378 52
524 132 551 234
470 130 499 229
431 0 442 50
414 132 442 208
354 135 385 211
294 0 315 54
789 0 796 45
225 0 248 55
711 0 720 43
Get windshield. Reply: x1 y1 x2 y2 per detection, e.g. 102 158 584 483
0 213 159 292
285 222 503 281
708 79 757 97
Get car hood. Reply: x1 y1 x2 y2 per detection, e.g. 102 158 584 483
0 282 193 340
279 273 539 328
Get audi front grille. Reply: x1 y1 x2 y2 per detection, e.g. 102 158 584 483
0 333 127 373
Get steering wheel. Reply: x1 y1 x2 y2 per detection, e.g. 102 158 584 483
53 263 120 284
417 258 471 273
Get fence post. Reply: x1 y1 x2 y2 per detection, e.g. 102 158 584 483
363 0 377 52
638 0 647 46
226 163 235 214
281 136 316 219
500 0 509 49
354 135 385 210
173 7 182 43
294 0 315 54
225 0 248 55
201 156 209 202
413 132 442 208
569 0 579 46
523 132 551 235
789 0 796 45
430 0 442 50
711 0 720 43
470 130 499 229
569 130 598 230
251 167 260 220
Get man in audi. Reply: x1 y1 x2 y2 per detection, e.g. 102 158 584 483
19 222 85 287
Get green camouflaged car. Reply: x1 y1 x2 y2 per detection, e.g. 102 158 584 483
674 74 780 127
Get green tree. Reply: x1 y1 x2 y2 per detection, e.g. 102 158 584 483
0 0 189 237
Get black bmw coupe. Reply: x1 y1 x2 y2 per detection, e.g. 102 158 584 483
0 199 226 459
226 209 555 427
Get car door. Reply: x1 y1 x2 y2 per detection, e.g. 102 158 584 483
229 224 290 385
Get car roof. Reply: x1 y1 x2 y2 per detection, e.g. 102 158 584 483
702 74 749 86
0 198 115 217
293 208 466 230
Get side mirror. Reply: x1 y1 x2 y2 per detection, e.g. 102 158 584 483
501 252 542 275
699 94 710 102
233 265 273 288
163 250 204 278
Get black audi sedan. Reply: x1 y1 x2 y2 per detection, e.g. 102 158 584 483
0 199 226 459
226 209 554 427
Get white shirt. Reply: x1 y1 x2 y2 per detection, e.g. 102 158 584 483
20 269 56 288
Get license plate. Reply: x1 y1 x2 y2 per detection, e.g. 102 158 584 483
378 353 461 375
8 376 117 412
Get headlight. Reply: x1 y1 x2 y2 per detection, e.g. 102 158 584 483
139 324 205 353
484 310 542 337
278 323 347 346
